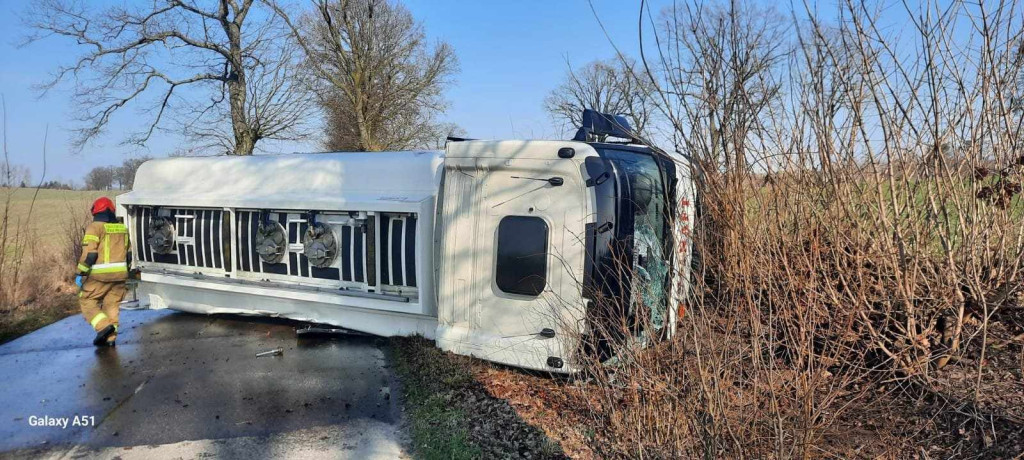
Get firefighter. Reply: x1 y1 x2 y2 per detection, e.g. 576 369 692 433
75 197 131 346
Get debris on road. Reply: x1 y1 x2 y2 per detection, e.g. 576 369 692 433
296 326 366 338
119 300 146 310
255 348 283 358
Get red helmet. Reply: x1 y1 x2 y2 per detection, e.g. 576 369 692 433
91 197 115 215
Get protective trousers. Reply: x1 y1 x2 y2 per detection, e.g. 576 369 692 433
79 278 125 343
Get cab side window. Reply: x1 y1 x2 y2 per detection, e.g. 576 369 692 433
495 216 548 296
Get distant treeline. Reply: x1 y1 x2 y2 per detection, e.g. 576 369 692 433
36 180 74 190
1 157 150 191
0 163 73 190
83 157 150 191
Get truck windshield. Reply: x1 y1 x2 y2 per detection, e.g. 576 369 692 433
586 146 673 340
602 149 670 330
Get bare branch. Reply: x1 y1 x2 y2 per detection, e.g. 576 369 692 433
23 0 308 155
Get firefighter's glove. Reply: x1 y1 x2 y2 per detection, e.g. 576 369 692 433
75 275 84 290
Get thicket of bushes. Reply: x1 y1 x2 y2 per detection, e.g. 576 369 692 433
566 0 1024 457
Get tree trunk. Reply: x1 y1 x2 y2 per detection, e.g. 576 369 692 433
225 15 254 156
227 65 254 155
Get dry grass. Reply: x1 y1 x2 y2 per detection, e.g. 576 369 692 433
0 187 121 344
0 188 117 252
469 0 1024 458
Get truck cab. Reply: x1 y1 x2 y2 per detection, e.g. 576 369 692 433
435 137 692 371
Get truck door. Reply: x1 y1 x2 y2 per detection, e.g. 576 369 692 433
436 153 587 371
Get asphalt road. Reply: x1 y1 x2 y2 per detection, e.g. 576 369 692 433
0 309 408 459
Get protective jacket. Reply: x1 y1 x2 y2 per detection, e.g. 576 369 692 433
77 213 131 282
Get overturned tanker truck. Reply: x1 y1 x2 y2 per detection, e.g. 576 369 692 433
118 110 695 372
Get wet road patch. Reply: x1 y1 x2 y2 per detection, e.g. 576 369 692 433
0 310 402 453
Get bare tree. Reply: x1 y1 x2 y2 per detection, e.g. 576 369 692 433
114 157 153 190
649 0 788 177
0 164 32 188
270 0 458 151
1013 37 1024 114
24 0 314 155
84 166 115 190
178 39 317 153
544 57 656 137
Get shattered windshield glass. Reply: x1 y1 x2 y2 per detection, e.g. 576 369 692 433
601 149 670 332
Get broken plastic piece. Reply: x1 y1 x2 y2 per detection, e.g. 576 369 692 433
118 300 145 310
255 348 284 358
296 326 366 338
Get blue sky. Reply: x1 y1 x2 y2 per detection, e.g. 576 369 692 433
0 0 967 185
0 0 654 186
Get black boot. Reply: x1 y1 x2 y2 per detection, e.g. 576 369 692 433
93 325 116 346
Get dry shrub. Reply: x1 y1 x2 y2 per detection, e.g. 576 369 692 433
0 99 87 338
0 190 85 321
0 190 33 310
60 199 91 268
557 0 1024 458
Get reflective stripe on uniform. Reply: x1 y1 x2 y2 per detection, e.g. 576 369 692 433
91 262 127 274
90 312 109 328
104 235 110 263
77 263 91 273
82 235 100 244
